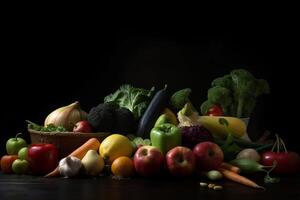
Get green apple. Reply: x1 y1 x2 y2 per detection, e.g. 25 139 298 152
6 133 27 155
12 159 29 174
18 147 28 160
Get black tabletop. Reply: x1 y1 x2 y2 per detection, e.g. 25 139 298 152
1 172 299 200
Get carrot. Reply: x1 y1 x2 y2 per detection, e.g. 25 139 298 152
220 162 241 174
45 138 101 177
218 167 265 190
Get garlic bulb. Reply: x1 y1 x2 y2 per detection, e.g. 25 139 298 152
58 156 82 178
44 101 87 131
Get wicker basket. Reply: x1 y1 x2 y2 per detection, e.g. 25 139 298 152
28 129 111 159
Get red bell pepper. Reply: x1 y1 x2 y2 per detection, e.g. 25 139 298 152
28 143 58 175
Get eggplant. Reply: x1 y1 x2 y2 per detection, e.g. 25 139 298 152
136 85 169 138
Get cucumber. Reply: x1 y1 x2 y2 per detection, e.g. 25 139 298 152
136 85 169 138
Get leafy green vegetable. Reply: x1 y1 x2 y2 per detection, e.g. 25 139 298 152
201 69 270 118
27 120 67 132
104 84 155 120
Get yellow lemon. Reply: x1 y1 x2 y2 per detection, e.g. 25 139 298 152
99 134 133 164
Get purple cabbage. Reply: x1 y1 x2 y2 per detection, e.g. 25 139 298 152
180 125 214 149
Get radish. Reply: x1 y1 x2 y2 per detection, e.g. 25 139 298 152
261 134 300 175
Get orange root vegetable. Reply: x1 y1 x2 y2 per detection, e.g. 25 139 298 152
220 162 241 174
45 138 101 177
218 167 265 190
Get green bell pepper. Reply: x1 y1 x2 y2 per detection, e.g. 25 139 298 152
150 123 181 154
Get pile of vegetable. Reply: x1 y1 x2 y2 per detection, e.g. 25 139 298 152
3 68 300 192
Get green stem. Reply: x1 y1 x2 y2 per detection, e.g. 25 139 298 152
237 97 244 118
276 134 280 153
255 143 273 152
268 160 278 174
15 133 22 140
271 135 279 152
279 138 288 153
26 120 39 126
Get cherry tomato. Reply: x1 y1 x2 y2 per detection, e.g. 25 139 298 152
207 105 224 116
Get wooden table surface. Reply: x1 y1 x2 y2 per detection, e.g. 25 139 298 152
0 172 299 200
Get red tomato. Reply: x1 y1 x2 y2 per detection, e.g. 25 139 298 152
207 105 224 116
0 155 18 174
28 143 58 175
261 151 300 174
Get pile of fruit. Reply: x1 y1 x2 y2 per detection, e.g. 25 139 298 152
1 69 300 191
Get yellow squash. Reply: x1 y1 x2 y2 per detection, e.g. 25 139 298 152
99 134 133 164
198 116 246 139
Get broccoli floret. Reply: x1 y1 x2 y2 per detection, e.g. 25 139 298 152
87 103 116 132
87 103 136 134
114 107 135 134
200 100 214 115
207 86 232 115
230 69 269 118
170 88 192 110
212 74 233 90
201 68 270 118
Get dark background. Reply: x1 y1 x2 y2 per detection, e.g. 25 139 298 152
1 20 298 155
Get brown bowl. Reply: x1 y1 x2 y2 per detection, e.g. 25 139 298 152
28 129 111 159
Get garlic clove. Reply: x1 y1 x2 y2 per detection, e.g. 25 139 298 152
58 156 82 178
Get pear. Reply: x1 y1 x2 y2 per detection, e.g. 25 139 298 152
81 150 104 176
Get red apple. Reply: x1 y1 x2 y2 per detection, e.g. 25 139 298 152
133 145 164 177
193 142 224 171
166 146 195 177
73 120 93 133
28 143 58 175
